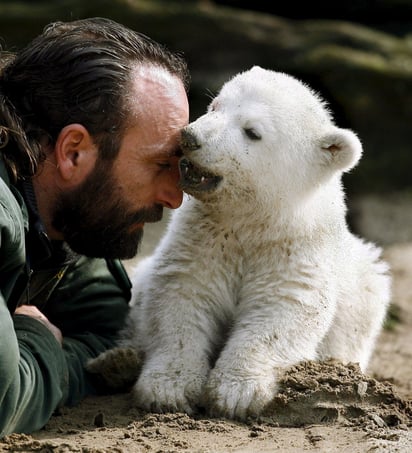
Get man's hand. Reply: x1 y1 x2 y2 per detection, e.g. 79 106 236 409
15 305 63 345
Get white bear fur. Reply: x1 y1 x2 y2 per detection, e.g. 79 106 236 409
114 67 391 419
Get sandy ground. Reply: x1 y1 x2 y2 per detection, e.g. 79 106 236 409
1 211 412 453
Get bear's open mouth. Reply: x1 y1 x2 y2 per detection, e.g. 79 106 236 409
179 157 222 193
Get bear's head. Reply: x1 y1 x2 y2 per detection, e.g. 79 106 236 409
179 66 362 207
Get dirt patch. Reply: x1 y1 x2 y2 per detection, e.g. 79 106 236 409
1 359 410 453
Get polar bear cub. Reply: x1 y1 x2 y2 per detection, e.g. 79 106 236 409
91 66 390 420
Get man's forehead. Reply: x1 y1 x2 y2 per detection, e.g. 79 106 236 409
126 64 188 120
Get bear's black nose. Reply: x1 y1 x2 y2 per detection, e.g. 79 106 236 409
181 128 201 152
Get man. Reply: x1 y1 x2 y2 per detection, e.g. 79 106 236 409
0 17 190 436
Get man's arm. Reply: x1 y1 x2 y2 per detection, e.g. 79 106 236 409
0 298 68 437
0 178 69 436
0 257 130 436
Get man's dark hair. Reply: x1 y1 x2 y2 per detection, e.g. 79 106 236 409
0 17 189 180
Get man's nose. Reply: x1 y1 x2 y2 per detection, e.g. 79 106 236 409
157 158 184 209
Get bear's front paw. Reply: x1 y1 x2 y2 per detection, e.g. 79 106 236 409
204 370 277 420
86 347 143 391
133 365 207 415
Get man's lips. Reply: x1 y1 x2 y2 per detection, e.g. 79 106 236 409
128 205 164 231
128 222 145 233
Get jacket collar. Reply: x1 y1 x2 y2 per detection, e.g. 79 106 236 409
0 156 10 186
18 178 53 267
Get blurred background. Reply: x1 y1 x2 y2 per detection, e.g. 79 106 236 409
1 0 411 246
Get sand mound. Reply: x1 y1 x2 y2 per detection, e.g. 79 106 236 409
263 360 412 429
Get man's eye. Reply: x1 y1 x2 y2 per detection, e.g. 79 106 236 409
157 162 172 170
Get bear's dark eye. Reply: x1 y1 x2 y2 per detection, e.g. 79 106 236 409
244 128 261 141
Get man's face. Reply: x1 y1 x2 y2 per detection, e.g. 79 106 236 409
52 66 189 259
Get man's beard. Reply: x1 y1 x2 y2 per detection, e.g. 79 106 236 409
52 160 163 259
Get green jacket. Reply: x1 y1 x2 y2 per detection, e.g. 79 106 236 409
0 157 131 436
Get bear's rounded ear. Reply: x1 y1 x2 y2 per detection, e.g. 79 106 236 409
250 65 264 73
319 128 363 172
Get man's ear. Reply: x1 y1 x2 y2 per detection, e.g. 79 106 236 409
54 124 99 185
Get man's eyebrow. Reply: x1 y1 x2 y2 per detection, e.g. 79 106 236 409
141 142 183 160
162 146 182 158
